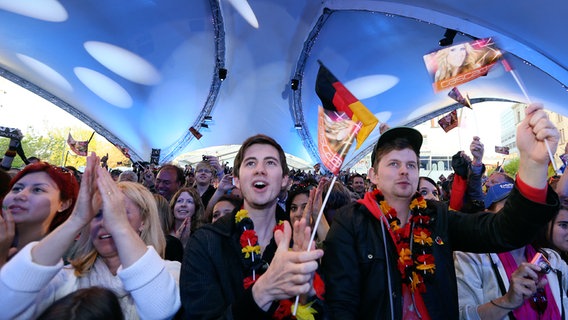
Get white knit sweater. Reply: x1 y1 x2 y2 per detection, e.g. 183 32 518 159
0 242 181 319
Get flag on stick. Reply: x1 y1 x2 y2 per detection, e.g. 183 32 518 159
438 110 459 132
67 133 89 156
295 61 379 314
317 106 361 175
423 37 502 92
315 61 378 150
189 127 202 139
494 146 510 155
548 162 558 179
150 149 161 165
448 87 472 109
500 54 559 172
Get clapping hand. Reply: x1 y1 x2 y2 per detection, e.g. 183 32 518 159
297 177 330 247
252 221 323 310
96 166 131 234
69 152 101 228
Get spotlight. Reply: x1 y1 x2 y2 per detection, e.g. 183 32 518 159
290 79 299 91
201 123 209 129
218 68 227 81
204 115 213 122
439 29 457 47
294 123 302 130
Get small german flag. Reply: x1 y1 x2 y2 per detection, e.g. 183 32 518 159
315 61 378 149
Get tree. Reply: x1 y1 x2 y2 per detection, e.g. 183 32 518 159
0 126 131 170
502 157 519 177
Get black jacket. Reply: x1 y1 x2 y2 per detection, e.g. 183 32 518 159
321 187 559 320
180 207 287 319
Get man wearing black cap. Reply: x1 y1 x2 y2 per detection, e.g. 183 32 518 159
322 104 561 319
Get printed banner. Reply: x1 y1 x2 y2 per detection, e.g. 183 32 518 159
448 87 472 109
0 126 23 140
189 127 202 139
315 61 378 149
423 38 502 92
150 148 161 165
317 106 361 175
494 146 510 155
438 110 459 132
67 133 88 156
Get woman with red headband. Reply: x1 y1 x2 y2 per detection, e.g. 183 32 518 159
0 162 79 267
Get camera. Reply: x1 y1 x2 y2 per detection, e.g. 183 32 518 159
530 252 551 274
202 155 208 161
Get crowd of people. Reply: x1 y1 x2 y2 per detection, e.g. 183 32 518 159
0 103 567 319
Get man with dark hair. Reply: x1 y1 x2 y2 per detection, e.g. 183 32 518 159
26 156 40 164
322 104 560 319
180 134 323 319
155 164 184 201
350 174 366 199
110 169 122 182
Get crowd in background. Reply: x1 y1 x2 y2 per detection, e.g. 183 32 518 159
0 105 567 320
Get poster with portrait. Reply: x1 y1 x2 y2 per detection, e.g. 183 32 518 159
438 110 459 132
423 38 503 92
67 133 89 156
448 87 472 109
315 61 378 150
317 106 361 175
494 146 510 155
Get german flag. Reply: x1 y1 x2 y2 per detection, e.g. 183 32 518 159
315 61 378 149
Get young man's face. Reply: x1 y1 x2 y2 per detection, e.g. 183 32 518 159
234 144 288 210
552 209 568 253
368 148 419 201
195 164 213 186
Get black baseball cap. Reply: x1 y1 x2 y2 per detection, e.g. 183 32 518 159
371 127 423 165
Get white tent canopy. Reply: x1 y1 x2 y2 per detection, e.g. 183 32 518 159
0 0 566 168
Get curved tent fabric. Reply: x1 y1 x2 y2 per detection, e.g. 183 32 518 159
0 1 566 167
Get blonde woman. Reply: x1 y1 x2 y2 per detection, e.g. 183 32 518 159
0 153 180 319
434 42 480 82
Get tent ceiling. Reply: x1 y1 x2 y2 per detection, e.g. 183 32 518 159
0 0 566 169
